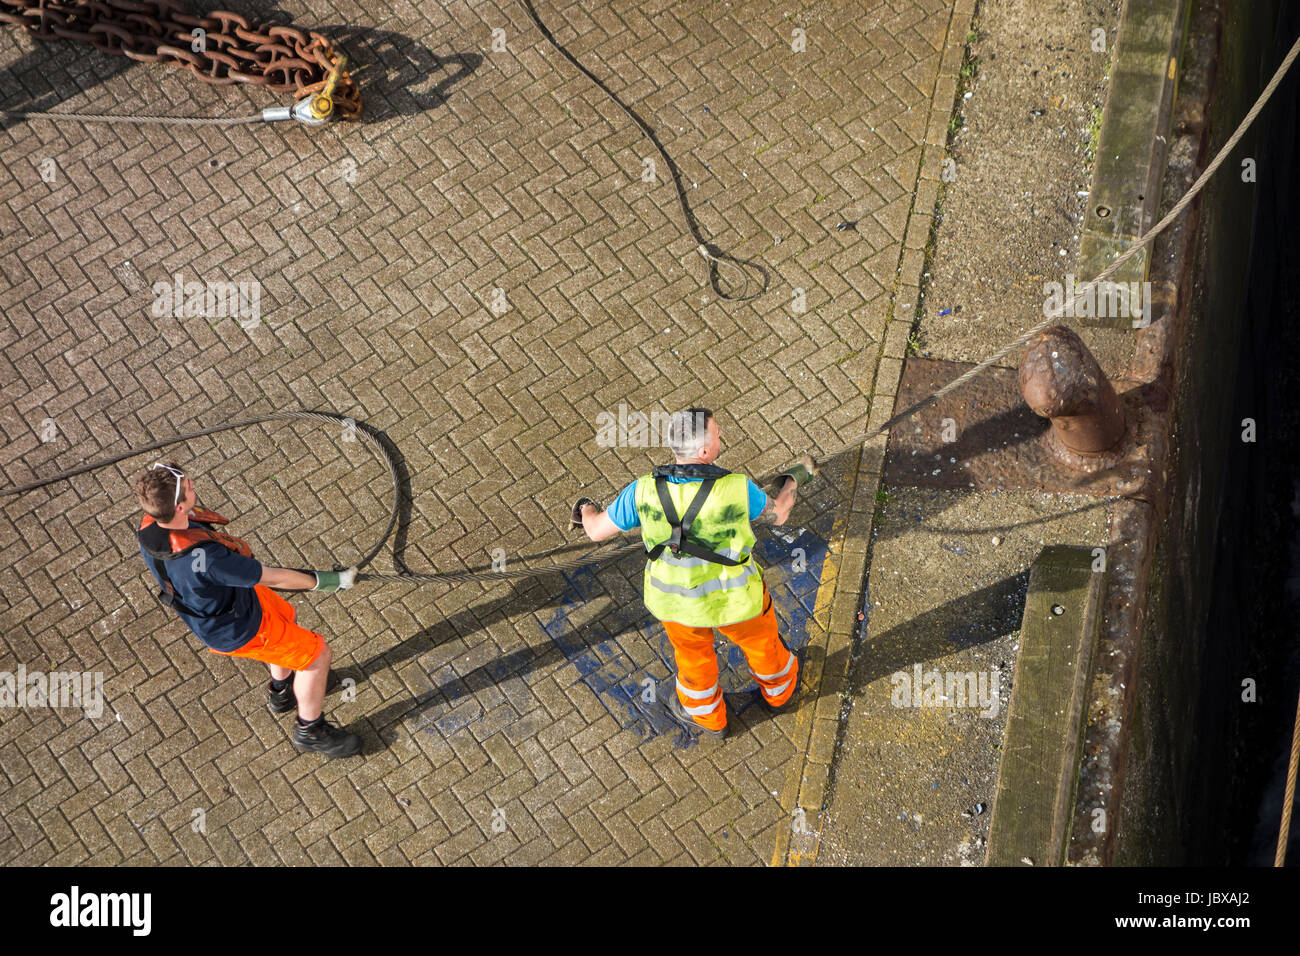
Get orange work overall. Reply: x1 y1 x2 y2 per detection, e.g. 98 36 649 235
662 584 797 732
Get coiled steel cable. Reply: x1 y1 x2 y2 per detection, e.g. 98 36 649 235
0 410 641 584
4 36 1299 591
517 0 768 302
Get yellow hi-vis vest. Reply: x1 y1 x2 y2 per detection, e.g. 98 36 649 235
634 472 763 627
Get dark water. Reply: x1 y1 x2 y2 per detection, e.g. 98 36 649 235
1233 292 1300 866
1206 9 1300 865
1244 477 1300 864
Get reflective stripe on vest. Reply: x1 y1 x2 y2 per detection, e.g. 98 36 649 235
648 560 758 597
635 472 763 627
651 546 749 569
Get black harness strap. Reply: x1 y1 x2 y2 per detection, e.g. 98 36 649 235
645 476 746 567
142 550 196 615
138 521 220 618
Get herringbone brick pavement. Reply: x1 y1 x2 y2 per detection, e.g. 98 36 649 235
1 0 959 864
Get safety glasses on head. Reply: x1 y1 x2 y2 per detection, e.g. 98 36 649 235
151 462 186 508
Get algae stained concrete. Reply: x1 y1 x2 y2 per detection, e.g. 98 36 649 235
810 0 1125 866
916 0 1128 379
817 488 1107 865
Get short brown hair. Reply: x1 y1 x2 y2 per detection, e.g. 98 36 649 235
135 462 186 521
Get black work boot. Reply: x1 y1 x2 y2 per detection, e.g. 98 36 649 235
664 690 727 739
267 679 296 714
291 716 362 758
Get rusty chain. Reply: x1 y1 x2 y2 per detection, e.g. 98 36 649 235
0 0 360 118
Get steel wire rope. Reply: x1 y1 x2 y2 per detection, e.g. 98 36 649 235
3 36 1299 589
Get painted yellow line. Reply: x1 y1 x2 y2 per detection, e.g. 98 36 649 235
770 455 855 867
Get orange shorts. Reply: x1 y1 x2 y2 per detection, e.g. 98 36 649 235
210 585 325 672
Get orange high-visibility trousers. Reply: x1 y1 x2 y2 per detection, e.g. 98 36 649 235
660 585 798 732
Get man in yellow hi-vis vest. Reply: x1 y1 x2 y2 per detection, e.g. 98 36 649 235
574 408 811 738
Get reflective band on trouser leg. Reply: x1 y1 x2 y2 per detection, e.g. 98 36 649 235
750 652 795 700
717 585 799 707
748 646 796 682
661 619 727 731
677 680 723 715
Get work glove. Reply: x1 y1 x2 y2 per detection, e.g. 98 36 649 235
312 566 358 592
777 454 819 489
570 498 602 530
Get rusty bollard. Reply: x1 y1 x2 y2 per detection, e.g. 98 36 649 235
1018 326 1126 456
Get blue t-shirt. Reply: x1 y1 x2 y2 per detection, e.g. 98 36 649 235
140 523 264 652
608 474 767 531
